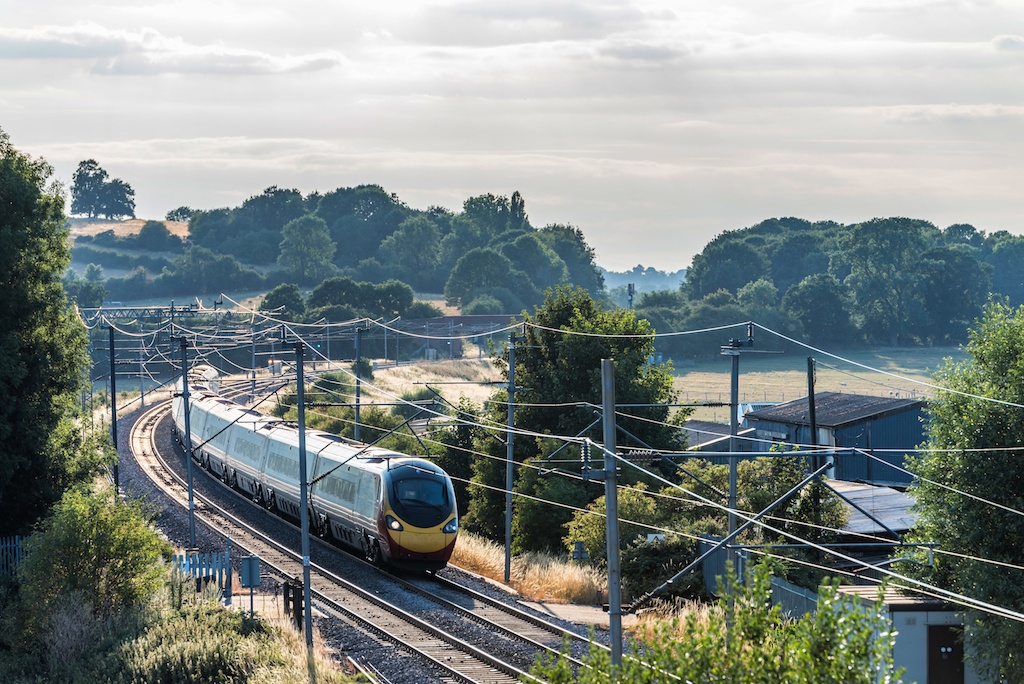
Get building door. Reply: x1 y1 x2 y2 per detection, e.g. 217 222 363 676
928 624 964 684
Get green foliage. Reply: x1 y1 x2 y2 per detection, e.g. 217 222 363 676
135 220 183 251
508 286 679 448
530 563 902 683
70 159 136 219
0 129 98 534
20 484 171 630
277 214 336 283
466 287 681 550
165 206 195 222
392 387 438 420
259 283 306 318
907 300 1024 680
434 398 485 521
63 268 108 307
404 300 444 318
71 243 174 274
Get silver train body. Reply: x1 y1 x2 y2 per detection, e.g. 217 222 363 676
170 367 458 570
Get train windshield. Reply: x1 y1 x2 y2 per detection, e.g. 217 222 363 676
394 477 448 509
390 475 453 529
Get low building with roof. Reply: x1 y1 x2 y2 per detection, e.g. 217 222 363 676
743 392 926 485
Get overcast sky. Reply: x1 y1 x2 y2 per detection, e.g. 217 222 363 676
2 0 1022 271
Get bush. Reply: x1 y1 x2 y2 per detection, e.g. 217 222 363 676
530 562 903 683
19 484 172 633
393 387 439 420
404 300 444 318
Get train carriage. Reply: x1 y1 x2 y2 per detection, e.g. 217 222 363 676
171 367 458 571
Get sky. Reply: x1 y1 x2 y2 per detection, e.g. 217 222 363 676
2 0 1022 271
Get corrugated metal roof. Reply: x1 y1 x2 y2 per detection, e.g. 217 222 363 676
744 392 922 428
829 480 917 535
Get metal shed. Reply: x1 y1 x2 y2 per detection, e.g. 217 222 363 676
743 392 925 484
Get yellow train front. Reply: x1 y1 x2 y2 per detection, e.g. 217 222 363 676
376 460 458 571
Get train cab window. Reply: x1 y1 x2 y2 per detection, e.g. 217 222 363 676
393 478 447 508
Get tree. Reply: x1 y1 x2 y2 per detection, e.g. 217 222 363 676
277 214 336 283
100 177 136 219
378 215 442 290
917 245 991 343
499 233 570 290
70 160 135 219
836 218 937 345
70 160 108 219
908 300 1024 681
165 206 195 223
782 274 855 346
538 223 605 295
0 129 99 534
444 248 516 306
135 220 182 251
308 276 362 310
684 236 769 300
259 283 306 319
465 287 681 551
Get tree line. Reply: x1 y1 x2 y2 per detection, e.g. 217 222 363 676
634 216 1010 359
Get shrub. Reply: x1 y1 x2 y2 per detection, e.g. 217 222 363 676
19 484 172 632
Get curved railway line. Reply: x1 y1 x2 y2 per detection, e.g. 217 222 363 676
127 376 607 683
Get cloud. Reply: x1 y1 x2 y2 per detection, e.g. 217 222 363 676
0 22 345 75
993 34 1024 51
405 0 656 46
597 41 687 64
876 103 1024 124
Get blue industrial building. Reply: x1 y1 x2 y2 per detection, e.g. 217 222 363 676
743 392 925 485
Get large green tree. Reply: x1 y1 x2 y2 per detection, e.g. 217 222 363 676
908 300 1024 680
464 287 681 551
277 214 336 283
836 218 938 345
0 130 101 534
70 159 135 219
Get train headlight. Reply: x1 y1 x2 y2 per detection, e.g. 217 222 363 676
442 518 458 534
386 515 404 531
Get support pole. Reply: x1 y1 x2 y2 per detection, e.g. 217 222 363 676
108 326 119 491
295 342 314 650
602 359 622 667
179 338 196 550
504 329 516 584
355 326 362 442
728 350 740 565
250 322 256 403
139 336 145 407
808 357 820 544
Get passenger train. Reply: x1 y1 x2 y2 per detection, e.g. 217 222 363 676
171 366 458 571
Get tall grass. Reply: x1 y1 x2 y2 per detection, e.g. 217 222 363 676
8 563 358 684
451 532 605 604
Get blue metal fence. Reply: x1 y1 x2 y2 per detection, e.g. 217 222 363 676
1 535 23 576
171 548 232 604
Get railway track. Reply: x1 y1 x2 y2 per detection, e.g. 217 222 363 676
128 378 602 683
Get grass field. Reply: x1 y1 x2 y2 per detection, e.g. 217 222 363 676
674 346 966 422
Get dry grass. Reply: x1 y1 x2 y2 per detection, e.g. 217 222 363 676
451 532 605 604
631 596 722 640
67 217 189 240
368 357 500 408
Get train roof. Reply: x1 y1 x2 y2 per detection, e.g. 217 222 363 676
193 382 435 475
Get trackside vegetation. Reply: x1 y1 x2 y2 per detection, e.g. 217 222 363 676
0 483 356 683
530 563 904 684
